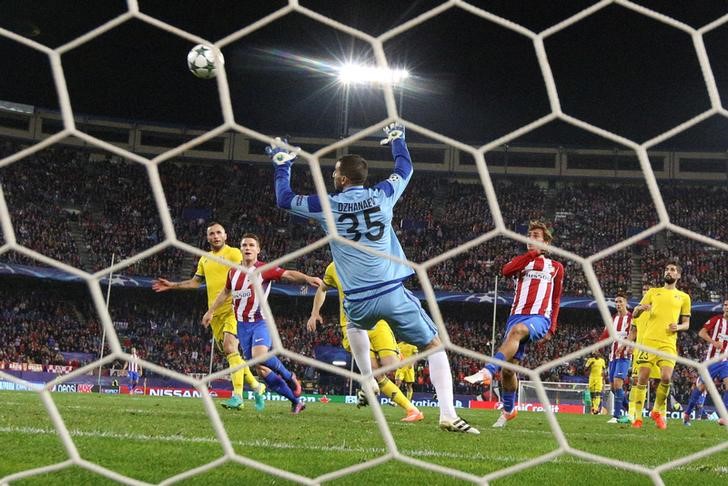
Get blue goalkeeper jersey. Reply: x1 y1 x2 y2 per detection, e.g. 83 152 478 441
274 138 414 295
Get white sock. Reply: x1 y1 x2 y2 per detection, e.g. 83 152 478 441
428 350 457 421
346 326 372 376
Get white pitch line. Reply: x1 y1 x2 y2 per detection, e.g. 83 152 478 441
1 426 727 475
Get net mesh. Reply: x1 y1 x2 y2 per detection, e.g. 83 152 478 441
1 0 727 484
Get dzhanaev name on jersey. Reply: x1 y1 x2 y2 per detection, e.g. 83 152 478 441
337 198 377 213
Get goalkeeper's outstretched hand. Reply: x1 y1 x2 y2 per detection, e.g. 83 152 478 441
379 122 405 145
265 137 299 165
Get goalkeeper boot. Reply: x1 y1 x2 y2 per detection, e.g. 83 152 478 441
464 368 493 385
718 417 727 426
253 383 266 412
650 410 667 430
492 409 518 428
356 389 369 409
221 394 244 410
439 416 480 435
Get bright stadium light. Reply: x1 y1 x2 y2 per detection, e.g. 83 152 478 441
337 63 410 86
332 360 347 366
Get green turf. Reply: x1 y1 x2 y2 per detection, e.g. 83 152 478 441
1 391 726 484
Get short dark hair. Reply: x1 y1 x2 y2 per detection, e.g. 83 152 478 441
615 292 627 300
665 260 682 274
241 233 261 247
206 222 224 232
338 154 368 185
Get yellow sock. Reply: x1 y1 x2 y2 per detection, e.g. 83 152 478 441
627 391 635 420
653 382 670 414
406 386 413 402
243 367 260 390
379 377 415 411
630 384 647 420
226 352 246 396
592 394 602 413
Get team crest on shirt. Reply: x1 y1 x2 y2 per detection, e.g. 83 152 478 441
388 174 400 183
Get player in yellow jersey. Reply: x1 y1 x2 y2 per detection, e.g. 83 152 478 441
395 342 418 401
628 262 691 429
585 351 606 414
152 222 266 411
307 262 424 422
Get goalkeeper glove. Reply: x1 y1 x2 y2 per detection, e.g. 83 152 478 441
379 122 405 145
265 137 299 165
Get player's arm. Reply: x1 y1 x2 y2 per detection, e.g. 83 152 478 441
632 290 652 318
268 138 326 220
546 261 564 336
501 250 540 278
152 275 203 292
307 283 330 332
202 287 232 327
669 295 691 333
698 323 723 350
281 269 324 288
616 324 636 356
373 123 412 202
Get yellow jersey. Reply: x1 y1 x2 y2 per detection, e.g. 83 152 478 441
585 357 606 379
638 287 691 347
398 342 418 360
195 245 242 310
632 310 650 344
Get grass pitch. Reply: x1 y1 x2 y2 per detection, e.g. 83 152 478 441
1 391 727 485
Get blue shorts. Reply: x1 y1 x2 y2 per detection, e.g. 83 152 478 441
343 284 437 348
128 371 139 383
505 314 550 361
608 358 631 382
708 361 728 381
238 320 272 360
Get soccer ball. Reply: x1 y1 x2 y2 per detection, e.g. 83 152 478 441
187 44 224 79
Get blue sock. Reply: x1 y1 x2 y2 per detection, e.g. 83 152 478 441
698 392 707 407
486 352 507 375
613 389 625 417
264 373 298 405
503 391 516 413
263 356 293 381
684 388 702 415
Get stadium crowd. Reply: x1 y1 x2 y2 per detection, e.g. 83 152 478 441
1 140 725 302
0 283 712 405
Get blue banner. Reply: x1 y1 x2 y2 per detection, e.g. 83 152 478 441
0 262 724 313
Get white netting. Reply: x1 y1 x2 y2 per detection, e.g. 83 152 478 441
1 0 727 484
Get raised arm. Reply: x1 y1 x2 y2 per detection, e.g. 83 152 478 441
267 137 325 220
281 270 324 288
501 250 540 278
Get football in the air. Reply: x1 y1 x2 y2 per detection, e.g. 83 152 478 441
187 44 224 79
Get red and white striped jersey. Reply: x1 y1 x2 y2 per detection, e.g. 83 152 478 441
226 261 286 323
599 312 633 360
128 355 140 373
503 251 564 334
703 315 728 361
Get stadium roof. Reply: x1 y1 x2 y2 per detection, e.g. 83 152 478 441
0 0 726 149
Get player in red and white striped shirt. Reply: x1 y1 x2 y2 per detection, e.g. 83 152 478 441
465 221 564 428
687 299 728 426
599 293 632 423
122 347 143 394
203 233 322 413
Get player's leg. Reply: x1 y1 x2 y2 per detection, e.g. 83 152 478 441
250 322 303 412
492 358 520 428
713 363 728 426
684 381 703 425
590 381 603 414
370 322 423 422
343 298 382 395
649 360 674 430
610 359 628 423
629 362 651 428
219 318 249 410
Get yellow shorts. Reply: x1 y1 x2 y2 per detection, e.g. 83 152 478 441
635 343 677 371
395 366 415 383
342 320 399 360
632 356 660 379
588 377 603 393
210 312 238 343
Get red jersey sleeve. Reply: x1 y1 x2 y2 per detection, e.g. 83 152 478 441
225 268 233 290
262 266 286 282
548 261 564 335
501 250 540 277
703 316 718 333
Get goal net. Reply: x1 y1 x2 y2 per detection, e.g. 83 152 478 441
1 1 727 485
